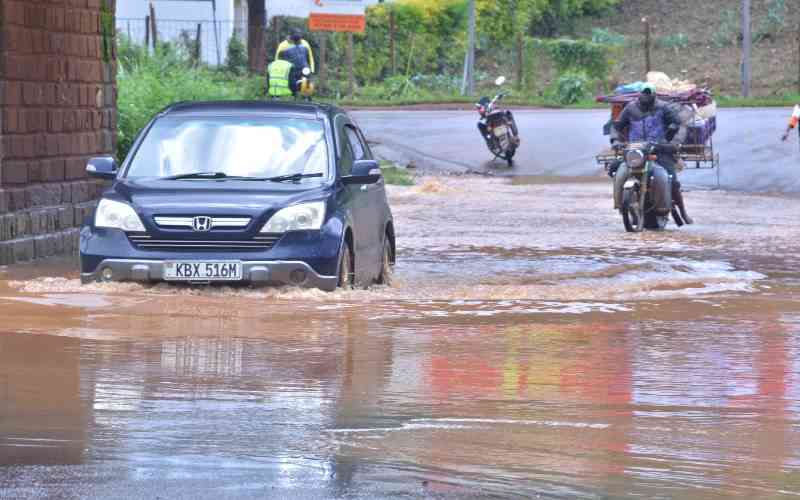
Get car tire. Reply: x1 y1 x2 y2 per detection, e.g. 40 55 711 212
337 242 354 289
377 237 394 286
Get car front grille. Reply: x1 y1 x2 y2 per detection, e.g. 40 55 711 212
127 234 282 251
153 216 252 230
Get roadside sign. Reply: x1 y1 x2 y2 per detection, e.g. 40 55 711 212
309 0 366 33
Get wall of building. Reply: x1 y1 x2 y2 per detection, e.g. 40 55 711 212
0 0 117 265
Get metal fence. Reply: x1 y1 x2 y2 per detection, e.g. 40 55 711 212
117 18 246 67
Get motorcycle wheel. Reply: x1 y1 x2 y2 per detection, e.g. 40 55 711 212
504 145 516 166
621 188 643 233
643 195 669 230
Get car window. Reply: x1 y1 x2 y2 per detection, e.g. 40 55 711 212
345 125 366 161
126 116 329 182
335 116 354 176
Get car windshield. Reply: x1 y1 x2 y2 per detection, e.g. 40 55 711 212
126 115 329 182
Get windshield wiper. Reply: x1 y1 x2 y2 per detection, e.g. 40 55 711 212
264 172 324 183
163 172 230 180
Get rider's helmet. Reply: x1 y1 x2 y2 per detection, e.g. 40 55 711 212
290 28 303 44
638 82 657 111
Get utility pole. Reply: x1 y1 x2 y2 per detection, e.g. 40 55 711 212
461 0 476 96
741 0 751 97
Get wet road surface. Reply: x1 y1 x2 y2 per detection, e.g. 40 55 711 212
2 178 800 498
354 108 800 193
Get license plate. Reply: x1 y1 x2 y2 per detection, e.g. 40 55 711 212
163 261 243 281
493 126 508 137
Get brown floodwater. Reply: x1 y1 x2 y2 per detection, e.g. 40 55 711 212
1 177 799 498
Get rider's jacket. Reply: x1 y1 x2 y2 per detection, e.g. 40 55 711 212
276 39 315 73
611 99 687 145
267 59 293 97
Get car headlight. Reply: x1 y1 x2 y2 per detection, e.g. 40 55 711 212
625 149 645 169
95 199 146 232
261 201 326 233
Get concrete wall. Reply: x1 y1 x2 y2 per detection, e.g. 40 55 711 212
0 0 117 265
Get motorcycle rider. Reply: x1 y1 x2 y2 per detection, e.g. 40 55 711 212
610 83 693 224
275 28 315 96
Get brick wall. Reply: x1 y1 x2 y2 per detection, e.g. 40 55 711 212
0 0 116 264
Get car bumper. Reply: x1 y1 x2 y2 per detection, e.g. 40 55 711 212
81 258 338 291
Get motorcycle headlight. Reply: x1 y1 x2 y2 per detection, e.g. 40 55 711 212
625 149 645 169
260 201 326 233
95 199 146 232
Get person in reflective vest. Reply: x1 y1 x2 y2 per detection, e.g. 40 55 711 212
267 58 293 98
781 105 800 144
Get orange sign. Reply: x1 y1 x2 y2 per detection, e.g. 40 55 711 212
309 13 366 33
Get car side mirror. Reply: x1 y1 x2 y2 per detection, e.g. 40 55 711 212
342 159 381 185
86 156 118 180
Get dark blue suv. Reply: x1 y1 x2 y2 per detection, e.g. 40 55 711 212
80 101 395 291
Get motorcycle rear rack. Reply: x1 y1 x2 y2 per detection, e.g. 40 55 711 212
596 142 720 187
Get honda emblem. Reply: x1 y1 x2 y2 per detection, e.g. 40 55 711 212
192 216 212 232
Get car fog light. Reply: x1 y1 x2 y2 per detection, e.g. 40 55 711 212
101 267 114 282
290 269 307 284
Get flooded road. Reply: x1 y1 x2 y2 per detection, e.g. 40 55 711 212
2 177 800 498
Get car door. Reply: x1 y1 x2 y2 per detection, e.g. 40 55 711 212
334 115 372 282
344 123 385 279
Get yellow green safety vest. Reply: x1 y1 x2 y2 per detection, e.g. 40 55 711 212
268 60 293 97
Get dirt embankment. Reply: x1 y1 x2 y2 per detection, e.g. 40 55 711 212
588 0 800 96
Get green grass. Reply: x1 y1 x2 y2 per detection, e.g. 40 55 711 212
379 163 414 186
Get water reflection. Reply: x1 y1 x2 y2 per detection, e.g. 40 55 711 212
0 305 799 496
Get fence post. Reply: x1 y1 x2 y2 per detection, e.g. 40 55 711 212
149 3 158 50
195 23 202 65
145 15 150 51
319 34 328 93
643 17 651 75
347 32 355 99
741 0 751 97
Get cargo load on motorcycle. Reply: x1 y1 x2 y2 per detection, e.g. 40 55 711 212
596 71 719 174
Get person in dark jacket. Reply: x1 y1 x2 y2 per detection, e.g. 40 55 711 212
611 83 693 224
275 28 315 96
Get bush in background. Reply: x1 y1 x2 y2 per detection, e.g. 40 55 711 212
116 35 261 161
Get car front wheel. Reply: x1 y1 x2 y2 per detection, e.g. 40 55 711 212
377 237 394 286
337 242 354 289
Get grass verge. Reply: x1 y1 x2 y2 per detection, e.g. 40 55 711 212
379 162 414 186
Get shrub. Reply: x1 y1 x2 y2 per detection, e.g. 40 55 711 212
225 35 248 75
553 71 591 105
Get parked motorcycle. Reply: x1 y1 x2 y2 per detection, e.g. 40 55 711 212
476 76 520 166
610 142 686 233
296 67 314 102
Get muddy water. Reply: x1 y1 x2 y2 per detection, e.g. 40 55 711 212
1 177 800 498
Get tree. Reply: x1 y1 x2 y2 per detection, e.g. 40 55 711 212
248 0 267 74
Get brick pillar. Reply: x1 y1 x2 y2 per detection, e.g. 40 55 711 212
0 0 117 264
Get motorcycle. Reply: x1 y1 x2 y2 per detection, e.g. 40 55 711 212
476 76 520 166
296 67 314 102
610 142 686 233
